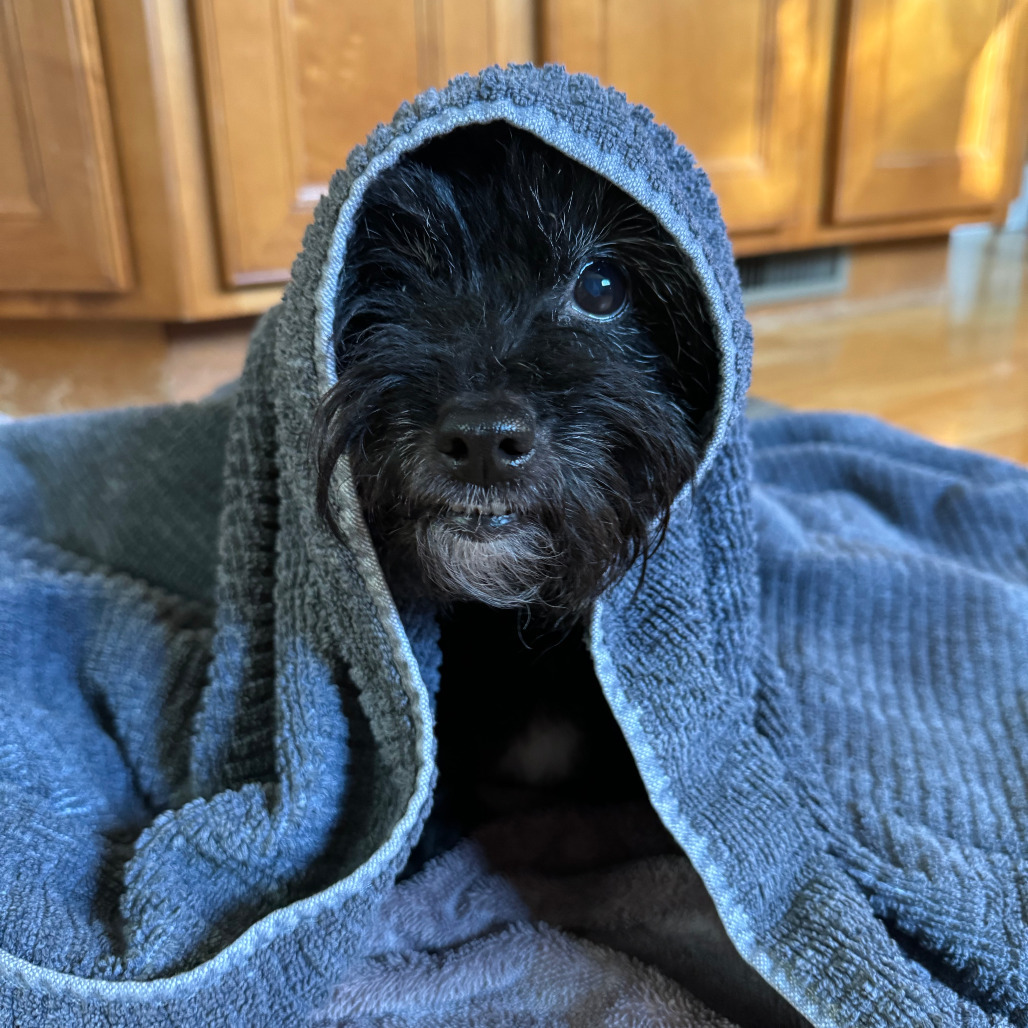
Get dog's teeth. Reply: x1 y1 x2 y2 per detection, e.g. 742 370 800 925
445 502 512 518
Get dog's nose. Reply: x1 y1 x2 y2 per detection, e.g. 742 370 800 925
434 400 536 487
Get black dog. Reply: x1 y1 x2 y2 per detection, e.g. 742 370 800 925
313 123 717 829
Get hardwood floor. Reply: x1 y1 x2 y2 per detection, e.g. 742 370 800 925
0 318 252 416
0 230 1025 464
750 230 1028 463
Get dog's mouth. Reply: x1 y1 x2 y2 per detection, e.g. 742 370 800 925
442 499 516 517
438 504 519 538
399 498 526 537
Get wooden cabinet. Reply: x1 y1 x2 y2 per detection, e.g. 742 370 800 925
0 0 530 317
833 0 1028 224
193 0 532 287
542 0 831 237
0 0 130 292
0 0 1025 319
541 0 1028 254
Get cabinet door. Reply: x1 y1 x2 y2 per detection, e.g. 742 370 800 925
541 0 826 236
833 0 1028 223
0 0 131 292
194 0 532 287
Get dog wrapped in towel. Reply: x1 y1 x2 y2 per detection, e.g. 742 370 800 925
1 63 1027 1027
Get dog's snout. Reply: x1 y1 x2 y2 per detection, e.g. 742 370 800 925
434 400 537 487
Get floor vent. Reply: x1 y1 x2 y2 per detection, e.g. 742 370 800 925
737 247 849 306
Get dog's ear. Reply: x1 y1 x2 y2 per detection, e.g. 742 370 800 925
309 380 350 547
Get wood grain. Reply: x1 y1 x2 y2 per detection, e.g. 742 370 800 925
1 0 1023 319
542 0 1027 254
833 0 1028 223
751 232 1028 463
193 0 533 288
0 0 283 319
541 0 832 235
0 0 132 291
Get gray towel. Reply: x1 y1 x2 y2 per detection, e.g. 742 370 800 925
1 64 1026 1026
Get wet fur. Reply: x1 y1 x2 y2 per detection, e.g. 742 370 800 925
312 124 717 619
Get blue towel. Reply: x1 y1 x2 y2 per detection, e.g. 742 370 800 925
1 64 1026 1026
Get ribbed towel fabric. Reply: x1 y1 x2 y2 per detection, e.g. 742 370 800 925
0 64 1025 1026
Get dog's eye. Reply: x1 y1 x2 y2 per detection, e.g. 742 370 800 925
572 260 628 319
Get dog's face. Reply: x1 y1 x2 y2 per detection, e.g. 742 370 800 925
315 125 717 618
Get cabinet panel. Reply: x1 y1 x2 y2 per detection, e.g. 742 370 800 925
0 0 131 292
542 0 827 235
194 0 533 287
833 0 1028 223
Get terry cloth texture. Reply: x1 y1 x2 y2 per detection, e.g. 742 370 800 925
0 63 1027 1027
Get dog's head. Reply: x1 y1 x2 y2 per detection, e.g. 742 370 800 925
314 124 718 618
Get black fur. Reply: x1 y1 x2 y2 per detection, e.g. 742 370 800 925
313 123 717 620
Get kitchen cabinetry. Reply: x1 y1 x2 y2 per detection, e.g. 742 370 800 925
193 0 532 286
833 0 1027 224
0 0 1024 318
0 0 130 292
543 0 1028 255
543 0 831 243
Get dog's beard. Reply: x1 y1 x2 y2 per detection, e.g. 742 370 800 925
368 498 646 617
415 516 557 608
